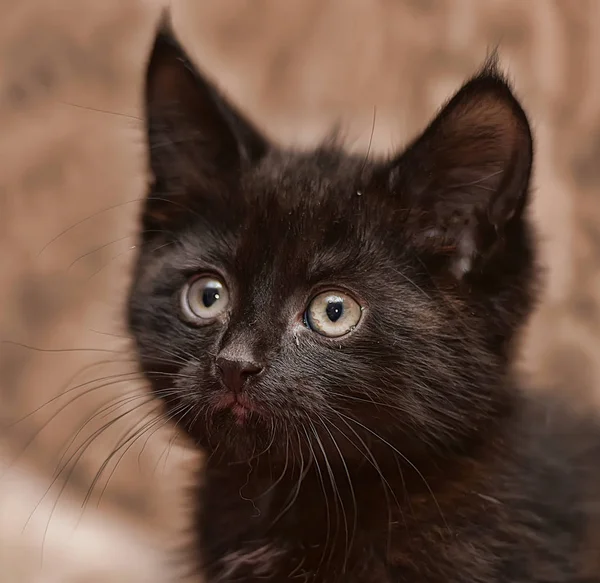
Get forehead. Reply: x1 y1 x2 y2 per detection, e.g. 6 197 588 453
249 148 365 204
174 150 405 284
237 153 391 272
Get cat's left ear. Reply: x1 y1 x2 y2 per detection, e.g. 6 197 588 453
380 64 533 277
142 29 268 233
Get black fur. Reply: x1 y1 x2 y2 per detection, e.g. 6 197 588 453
127 29 600 582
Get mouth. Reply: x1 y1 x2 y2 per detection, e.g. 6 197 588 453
213 393 259 425
183 392 298 463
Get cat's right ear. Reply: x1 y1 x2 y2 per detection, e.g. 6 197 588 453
142 29 268 235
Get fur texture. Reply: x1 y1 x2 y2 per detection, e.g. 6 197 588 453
127 29 600 582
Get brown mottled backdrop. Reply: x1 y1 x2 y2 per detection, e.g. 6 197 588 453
1 0 599 581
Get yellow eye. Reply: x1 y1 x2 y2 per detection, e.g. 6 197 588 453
305 291 362 338
181 276 229 322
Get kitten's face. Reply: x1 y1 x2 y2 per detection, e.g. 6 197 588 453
128 32 535 464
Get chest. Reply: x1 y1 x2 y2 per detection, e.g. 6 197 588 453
193 464 592 583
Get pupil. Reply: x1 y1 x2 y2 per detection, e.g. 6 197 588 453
202 286 220 308
326 300 344 322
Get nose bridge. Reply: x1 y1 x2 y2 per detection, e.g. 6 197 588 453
220 240 293 362
217 309 280 377
218 328 257 363
218 299 270 362
227 276 276 344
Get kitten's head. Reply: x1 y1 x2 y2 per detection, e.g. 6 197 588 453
128 31 535 465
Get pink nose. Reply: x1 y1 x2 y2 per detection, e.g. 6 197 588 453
216 356 263 394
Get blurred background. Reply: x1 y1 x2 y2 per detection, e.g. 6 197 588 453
1 0 599 581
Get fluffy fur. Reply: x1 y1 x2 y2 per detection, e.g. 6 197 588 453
127 29 600 582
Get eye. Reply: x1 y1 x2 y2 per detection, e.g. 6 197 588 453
305 291 362 338
180 275 229 323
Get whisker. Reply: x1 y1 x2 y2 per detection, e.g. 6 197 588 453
10 363 141 426
54 392 159 475
23 399 155 534
1 339 127 356
257 423 290 501
84 402 182 508
301 424 331 575
317 413 357 572
6 378 146 467
58 101 142 121
67 234 135 271
36 198 143 257
269 429 311 525
360 105 377 176
336 411 450 536
330 409 405 547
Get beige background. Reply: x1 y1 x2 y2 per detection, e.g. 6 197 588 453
1 0 599 581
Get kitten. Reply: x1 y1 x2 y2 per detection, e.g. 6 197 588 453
128 29 600 582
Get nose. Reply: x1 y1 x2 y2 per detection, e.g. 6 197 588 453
215 355 263 394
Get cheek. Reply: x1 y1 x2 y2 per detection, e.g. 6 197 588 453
137 317 219 380
250 351 329 411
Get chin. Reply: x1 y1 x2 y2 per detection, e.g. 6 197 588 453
184 405 283 463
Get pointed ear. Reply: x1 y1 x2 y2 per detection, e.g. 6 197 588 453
142 29 268 236
383 64 533 278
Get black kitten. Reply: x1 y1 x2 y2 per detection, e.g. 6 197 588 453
128 29 600 582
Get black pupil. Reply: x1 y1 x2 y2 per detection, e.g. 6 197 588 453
326 299 344 322
202 285 221 308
